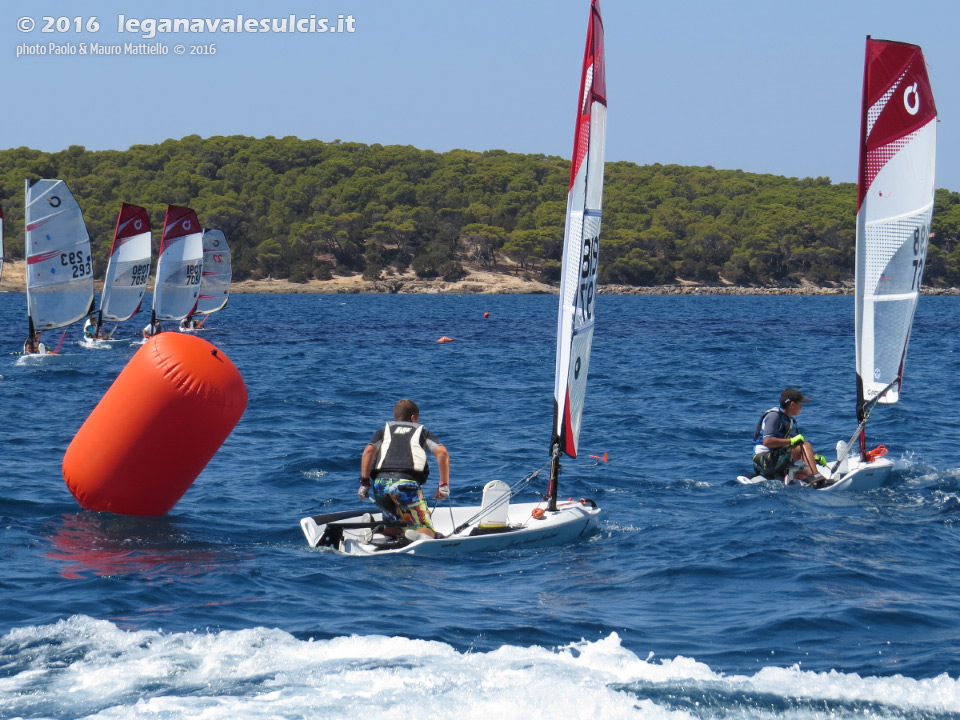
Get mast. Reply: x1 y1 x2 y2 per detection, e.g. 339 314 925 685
854 36 937 457
548 0 606 510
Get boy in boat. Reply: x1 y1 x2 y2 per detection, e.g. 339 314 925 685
179 315 200 332
142 318 162 339
359 399 450 541
83 315 113 340
752 388 829 485
23 332 55 355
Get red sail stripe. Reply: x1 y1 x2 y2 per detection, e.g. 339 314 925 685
568 0 606 191
27 249 63 264
160 205 200 255
111 203 150 254
562 386 577 457
857 37 937 211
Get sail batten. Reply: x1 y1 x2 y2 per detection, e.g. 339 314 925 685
855 36 936 412
552 0 606 460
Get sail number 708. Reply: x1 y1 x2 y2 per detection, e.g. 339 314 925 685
577 234 600 321
186 263 203 285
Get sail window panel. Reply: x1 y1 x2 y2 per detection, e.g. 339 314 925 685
871 297 917 385
565 325 595 456
29 285 93 329
585 104 607 211
863 216 928 297
561 212 585 305
102 264 148 322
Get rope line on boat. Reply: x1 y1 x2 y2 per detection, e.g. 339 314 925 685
831 376 900 475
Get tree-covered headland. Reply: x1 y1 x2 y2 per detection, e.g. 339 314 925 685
1 135 959 287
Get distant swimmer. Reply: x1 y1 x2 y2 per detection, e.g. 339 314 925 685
359 399 451 541
752 388 829 485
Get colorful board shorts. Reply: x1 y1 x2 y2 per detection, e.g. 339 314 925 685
372 477 435 532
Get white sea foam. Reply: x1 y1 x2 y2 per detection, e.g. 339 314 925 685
2 616 959 719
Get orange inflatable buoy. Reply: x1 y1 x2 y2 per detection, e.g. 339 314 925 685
437 336 454 343
62 333 247 516
483 312 490 318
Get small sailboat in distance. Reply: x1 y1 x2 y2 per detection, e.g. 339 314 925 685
21 179 94 361
180 228 230 332
82 203 152 348
147 205 203 337
824 36 938 491
738 37 937 491
299 0 606 554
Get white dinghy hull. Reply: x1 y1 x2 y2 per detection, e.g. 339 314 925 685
301 500 600 556
737 451 893 492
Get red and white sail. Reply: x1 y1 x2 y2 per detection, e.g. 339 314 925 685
24 179 94 330
100 203 152 322
855 37 937 412
552 0 606 459
152 205 203 321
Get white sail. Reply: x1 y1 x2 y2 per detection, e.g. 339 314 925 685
553 0 606 459
153 205 203 321
194 229 231 315
100 203 152 322
25 179 94 330
855 37 937 409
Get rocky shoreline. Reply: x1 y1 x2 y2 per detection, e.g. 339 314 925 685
2 260 959 296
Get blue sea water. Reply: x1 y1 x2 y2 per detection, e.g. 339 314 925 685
2 291 960 719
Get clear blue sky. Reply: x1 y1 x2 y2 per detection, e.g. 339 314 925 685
4 0 958 190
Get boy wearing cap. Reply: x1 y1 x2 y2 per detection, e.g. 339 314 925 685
752 388 829 484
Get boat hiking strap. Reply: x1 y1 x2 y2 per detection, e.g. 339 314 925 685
328 520 405 529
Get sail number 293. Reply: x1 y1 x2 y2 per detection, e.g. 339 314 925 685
911 224 928 290
61 251 91 279
578 234 600 320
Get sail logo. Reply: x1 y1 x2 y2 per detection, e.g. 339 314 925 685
48 196 61 208
903 82 920 115
134 219 143 231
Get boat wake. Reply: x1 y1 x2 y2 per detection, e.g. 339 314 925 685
2 616 957 719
